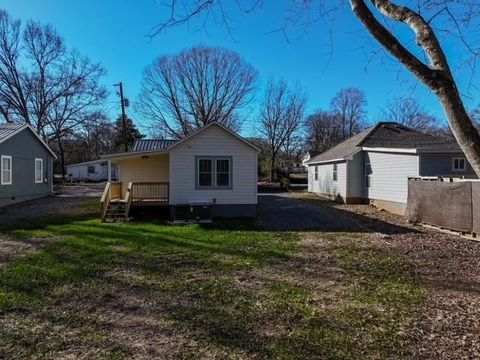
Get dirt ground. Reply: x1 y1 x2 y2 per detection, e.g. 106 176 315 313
288 193 480 360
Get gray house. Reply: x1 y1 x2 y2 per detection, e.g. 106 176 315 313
306 122 476 215
0 123 56 207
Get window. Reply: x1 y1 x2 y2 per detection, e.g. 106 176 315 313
1 155 12 185
196 156 232 189
87 165 95 174
333 163 338 182
453 158 466 171
35 158 43 183
314 165 318 181
216 158 230 187
198 158 213 187
364 163 372 188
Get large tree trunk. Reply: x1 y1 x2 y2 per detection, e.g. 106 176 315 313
270 152 276 182
350 0 480 177
56 134 66 181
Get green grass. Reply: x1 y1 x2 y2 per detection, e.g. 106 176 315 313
0 201 426 359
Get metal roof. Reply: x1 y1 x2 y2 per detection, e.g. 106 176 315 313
132 139 177 152
0 122 25 140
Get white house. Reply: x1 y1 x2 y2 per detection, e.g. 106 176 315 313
100 122 259 222
66 160 118 182
305 122 476 215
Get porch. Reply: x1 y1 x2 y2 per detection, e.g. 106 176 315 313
100 181 169 222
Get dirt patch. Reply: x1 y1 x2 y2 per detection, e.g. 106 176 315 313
0 236 54 270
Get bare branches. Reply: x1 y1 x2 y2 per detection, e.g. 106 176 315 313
136 45 257 139
330 87 367 140
381 96 439 130
259 78 307 180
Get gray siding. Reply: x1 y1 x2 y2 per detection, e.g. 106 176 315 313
365 151 419 204
0 128 53 207
420 153 476 177
346 152 365 198
308 161 347 202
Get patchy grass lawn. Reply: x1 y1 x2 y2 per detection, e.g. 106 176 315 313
0 200 426 359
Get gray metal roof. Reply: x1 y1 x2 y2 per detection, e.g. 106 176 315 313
132 139 177 152
0 122 25 140
307 122 461 164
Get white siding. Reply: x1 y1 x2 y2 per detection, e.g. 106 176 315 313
346 152 364 198
308 161 347 201
365 151 419 204
169 126 257 205
66 162 109 181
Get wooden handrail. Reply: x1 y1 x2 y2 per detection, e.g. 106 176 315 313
124 182 133 221
100 182 112 222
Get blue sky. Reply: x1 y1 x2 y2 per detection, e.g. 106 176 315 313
3 0 479 136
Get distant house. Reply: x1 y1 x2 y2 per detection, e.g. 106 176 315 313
0 123 56 207
305 122 476 215
100 122 259 222
66 160 118 182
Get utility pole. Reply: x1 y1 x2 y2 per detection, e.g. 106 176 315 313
114 82 128 152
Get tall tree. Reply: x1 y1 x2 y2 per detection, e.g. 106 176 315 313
112 115 145 151
259 79 306 181
382 97 439 130
150 1 480 177
305 110 343 153
136 45 257 139
330 87 367 140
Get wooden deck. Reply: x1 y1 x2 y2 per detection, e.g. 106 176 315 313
101 181 169 222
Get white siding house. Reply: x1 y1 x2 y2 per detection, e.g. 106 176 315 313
306 122 476 215
66 160 117 182
101 122 259 219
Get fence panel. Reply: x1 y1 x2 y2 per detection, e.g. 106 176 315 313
472 183 480 234
406 181 473 232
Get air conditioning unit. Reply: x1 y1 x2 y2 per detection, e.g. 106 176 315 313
171 202 212 224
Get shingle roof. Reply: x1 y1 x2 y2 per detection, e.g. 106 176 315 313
132 139 177 152
306 122 461 164
0 122 25 140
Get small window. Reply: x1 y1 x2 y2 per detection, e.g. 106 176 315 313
364 163 372 188
333 163 338 182
1 155 12 185
453 158 466 171
35 158 43 183
198 158 213 187
314 165 318 181
216 158 230 187
87 165 96 174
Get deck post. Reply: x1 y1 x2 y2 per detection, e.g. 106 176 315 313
107 160 112 182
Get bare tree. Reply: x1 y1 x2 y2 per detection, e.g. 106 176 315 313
382 97 439 131
330 87 367 140
150 1 480 177
136 45 257 139
305 110 343 153
259 79 306 181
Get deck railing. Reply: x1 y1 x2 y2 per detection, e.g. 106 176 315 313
110 182 122 199
132 182 169 202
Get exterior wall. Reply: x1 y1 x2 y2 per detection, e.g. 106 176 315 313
369 199 407 216
116 154 169 195
365 151 419 204
346 152 365 199
0 128 53 207
420 153 477 178
308 161 347 202
169 125 258 205
66 162 117 181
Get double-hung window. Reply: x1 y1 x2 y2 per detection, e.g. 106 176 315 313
453 158 466 171
364 163 372 188
314 165 318 181
1 155 12 185
332 163 338 182
197 157 232 189
35 158 43 183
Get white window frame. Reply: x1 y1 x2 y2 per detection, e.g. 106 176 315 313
35 158 43 184
452 157 466 172
314 165 318 181
197 157 213 188
333 163 338 182
1 155 12 185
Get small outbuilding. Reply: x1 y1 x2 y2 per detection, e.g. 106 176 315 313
0 122 56 207
66 160 118 182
